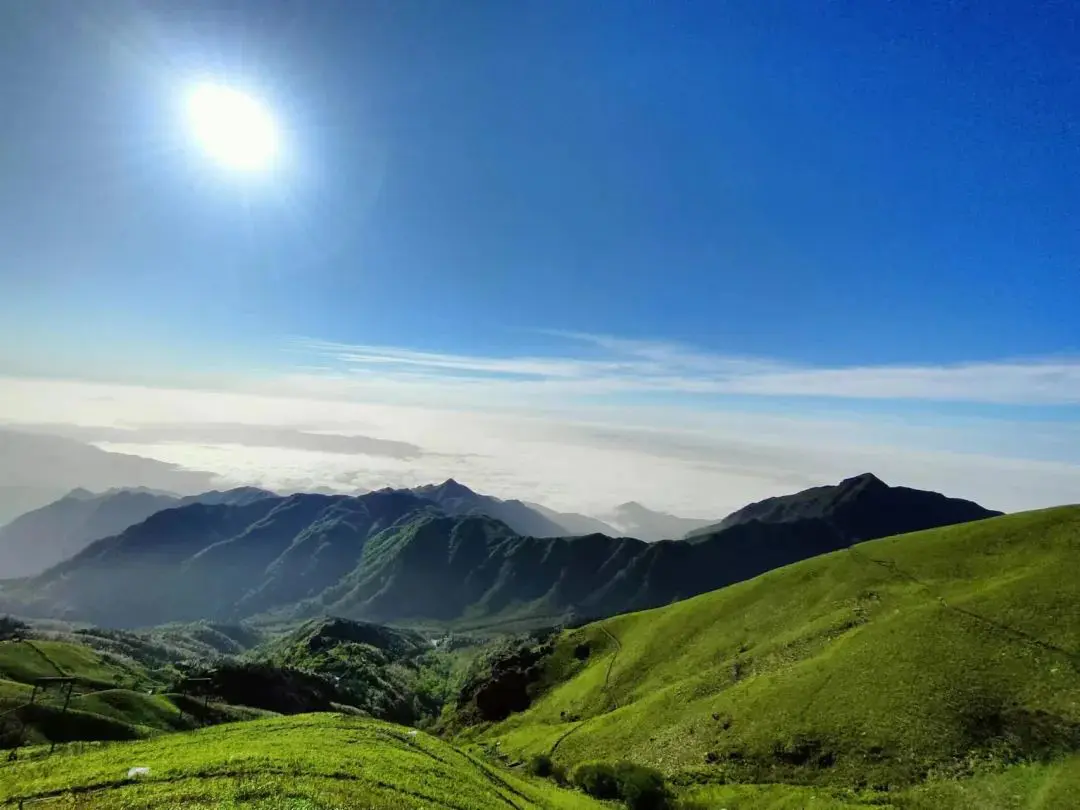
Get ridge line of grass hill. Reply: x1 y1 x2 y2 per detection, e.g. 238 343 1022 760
466 507 1080 792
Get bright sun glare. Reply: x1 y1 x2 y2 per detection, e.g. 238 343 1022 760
185 82 280 172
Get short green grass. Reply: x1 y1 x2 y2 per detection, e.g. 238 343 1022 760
898 751 1080 809
0 677 32 709
445 751 1080 809
673 752 1080 809
0 639 146 689
70 690 189 731
675 782 890 808
0 713 608 809
476 507 1080 792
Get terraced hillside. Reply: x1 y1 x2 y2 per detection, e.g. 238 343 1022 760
0 713 607 809
468 507 1080 796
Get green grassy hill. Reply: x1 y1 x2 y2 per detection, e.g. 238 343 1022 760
674 754 1080 808
0 713 607 809
467 506 1080 799
0 638 148 689
0 636 278 751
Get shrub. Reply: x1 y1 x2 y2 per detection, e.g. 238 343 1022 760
613 762 671 810
0 615 28 642
572 760 672 809
551 761 568 785
572 761 621 800
528 753 554 777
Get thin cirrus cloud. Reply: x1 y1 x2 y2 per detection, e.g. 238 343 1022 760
292 334 1080 406
11 423 424 460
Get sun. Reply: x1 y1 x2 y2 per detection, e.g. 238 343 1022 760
185 82 280 172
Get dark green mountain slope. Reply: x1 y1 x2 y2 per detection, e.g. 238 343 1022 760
685 472 1001 540
251 617 437 722
0 478 1000 632
9 491 432 626
305 515 644 624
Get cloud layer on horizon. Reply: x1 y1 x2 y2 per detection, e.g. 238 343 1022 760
1 337 1077 520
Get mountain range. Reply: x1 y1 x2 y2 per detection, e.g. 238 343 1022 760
0 474 1000 629
0 477 699 579
0 485 274 578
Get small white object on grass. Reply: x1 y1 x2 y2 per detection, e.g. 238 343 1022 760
407 730 418 737
127 767 151 778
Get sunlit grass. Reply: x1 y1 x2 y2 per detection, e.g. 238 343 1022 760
479 508 1080 794
1 713 608 809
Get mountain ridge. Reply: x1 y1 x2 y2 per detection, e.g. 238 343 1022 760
0 474 1001 631
407 479 573 538
685 472 1002 540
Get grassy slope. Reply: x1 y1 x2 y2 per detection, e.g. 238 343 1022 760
677 752 1080 808
0 638 275 748
477 507 1080 791
0 713 607 809
0 639 144 688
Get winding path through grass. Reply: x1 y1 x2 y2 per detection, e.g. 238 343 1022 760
550 626 621 757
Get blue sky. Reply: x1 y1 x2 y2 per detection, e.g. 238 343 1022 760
0 1 1077 514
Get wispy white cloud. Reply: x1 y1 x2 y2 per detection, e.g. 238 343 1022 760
290 333 1080 406
0 331 1076 520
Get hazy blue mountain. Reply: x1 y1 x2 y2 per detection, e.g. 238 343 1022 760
0 428 219 529
0 486 73 534
684 472 1001 541
0 486 275 578
602 501 715 542
523 502 620 537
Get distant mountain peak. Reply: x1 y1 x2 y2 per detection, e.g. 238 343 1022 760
605 501 715 542
413 479 478 500
64 487 95 501
689 473 1001 541
838 472 886 489
405 480 570 537
438 478 475 497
